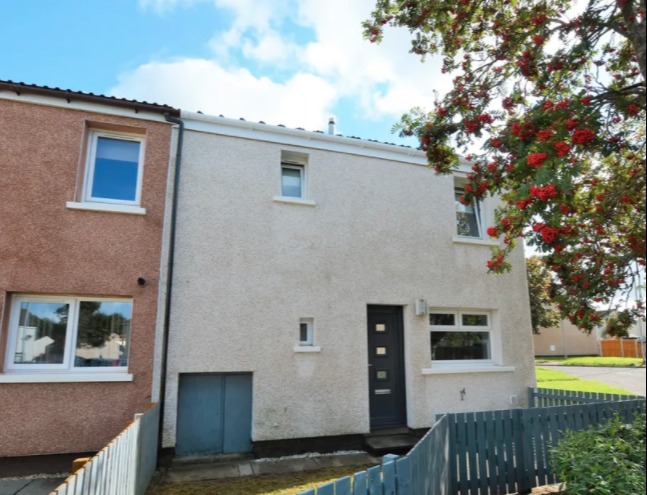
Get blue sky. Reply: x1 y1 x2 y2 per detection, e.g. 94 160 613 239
1 0 451 145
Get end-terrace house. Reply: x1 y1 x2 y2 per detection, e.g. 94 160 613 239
162 112 536 457
0 81 178 458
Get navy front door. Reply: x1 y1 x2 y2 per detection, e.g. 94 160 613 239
176 373 253 456
367 305 407 429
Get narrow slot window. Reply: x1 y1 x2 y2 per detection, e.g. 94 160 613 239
299 318 314 346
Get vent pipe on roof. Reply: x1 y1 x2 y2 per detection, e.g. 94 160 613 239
328 117 336 135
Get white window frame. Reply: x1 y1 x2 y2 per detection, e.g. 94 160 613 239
454 183 483 239
299 318 314 346
83 130 145 206
280 162 305 199
4 295 132 374
429 310 494 365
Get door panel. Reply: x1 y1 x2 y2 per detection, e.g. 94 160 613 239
368 305 406 429
223 374 253 453
176 373 252 456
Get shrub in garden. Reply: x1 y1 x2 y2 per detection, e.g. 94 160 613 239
550 413 646 495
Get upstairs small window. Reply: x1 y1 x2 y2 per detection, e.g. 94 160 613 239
281 164 304 198
84 130 145 206
277 150 310 201
455 186 482 238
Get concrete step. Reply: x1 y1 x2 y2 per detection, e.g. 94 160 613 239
363 433 418 456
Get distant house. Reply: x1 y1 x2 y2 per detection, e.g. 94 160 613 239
0 81 178 458
161 111 537 457
533 319 600 357
534 313 646 358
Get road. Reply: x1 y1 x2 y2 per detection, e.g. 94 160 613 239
551 365 646 397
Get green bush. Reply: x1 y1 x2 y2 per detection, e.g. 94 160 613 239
550 413 646 495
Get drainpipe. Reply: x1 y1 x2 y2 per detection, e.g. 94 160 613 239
157 113 184 459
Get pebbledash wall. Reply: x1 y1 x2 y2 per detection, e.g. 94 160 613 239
162 111 536 452
0 82 177 457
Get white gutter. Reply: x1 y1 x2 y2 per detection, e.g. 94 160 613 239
180 110 429 166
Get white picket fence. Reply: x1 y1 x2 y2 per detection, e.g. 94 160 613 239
50 403 160 495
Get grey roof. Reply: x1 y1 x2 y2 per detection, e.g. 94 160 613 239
0 80 180 116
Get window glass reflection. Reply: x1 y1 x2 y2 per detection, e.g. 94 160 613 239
14 302 68 364
75 301 131 367
431 331 490 360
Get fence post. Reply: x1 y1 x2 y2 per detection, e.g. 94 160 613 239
620 338 625 357
528 388 536 408
382 455 399 495
514 408 533 494
132 413 143 495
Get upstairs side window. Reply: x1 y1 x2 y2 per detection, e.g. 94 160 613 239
455 186 482 238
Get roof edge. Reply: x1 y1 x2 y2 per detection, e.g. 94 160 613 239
0 80 180 117
181 110 428 163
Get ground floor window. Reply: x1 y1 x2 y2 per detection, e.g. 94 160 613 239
4 295 132 373
429 310 492 362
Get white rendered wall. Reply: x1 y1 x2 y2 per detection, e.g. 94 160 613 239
163 125 536 447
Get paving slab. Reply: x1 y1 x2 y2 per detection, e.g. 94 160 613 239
15 478 66 495
237 462 254 477
251 457 319 476
0 478 66 495
161 452 378 485
312 453 376 469
166 462 241 482
0 479 31 495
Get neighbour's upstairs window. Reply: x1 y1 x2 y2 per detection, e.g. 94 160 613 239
455 185 482 238
84 130 145 206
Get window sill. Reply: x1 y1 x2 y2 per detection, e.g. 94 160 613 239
66 201 146 215
452 236 499 247
293 345 322 353
273 196 317 207
0 373 134 383
421 365 515 375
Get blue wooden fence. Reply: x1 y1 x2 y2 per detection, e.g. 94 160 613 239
298 414 451 495
529 387 640 407
447 397 645 494
300 389 645 495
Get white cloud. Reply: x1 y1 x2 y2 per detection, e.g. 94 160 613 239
297 0 448 117
138 0 203 14
118 0 452 133
241 31 301 67
110 58 337 130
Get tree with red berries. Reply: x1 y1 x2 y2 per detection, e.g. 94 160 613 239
526 256 562 333
364 0 646 332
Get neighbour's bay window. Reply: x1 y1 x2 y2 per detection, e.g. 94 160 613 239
4 295 132 373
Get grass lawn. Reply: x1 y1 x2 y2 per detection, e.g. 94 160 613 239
148 465 373 495
535 356 644 367
536 367 636 395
